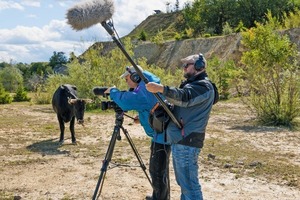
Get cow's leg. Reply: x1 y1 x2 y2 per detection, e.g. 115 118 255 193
57 115 65 143
70 116 77 144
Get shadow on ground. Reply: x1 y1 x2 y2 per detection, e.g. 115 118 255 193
26 138 70 155
229 125 283 133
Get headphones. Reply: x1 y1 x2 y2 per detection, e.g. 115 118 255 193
194 53 206 70
126 66 141 83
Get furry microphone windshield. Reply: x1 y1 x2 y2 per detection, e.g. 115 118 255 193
66 0 115 31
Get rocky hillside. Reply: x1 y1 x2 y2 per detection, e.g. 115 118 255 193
84 12 300 70
133 27 300 69
126 12 181 40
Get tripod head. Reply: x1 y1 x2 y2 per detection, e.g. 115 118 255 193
114 106 124 127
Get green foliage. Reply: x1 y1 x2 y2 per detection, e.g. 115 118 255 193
0 62 10 69
282 8 300 29
32 84 52 104
151 29 165 46
0 65 23 92
240 14 300 127
182 0 205 36
38 38 138 104
32 37 186 106
181 28 194 39
0 83 12 104
179 0 299 36
146 65 183 87
206 57 238 100
13 85 31 102
49 51 68 68
138 30 147 41
222 22 233 35
30 62 52 76
234 21 247 33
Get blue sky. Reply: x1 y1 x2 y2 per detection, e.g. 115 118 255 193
0 0 191 64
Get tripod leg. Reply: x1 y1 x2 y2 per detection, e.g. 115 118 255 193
93 125 120 200
120 126 153 188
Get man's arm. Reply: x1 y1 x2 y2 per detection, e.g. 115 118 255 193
145 82 164 93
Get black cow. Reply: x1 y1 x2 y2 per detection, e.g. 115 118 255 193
52 84 88 144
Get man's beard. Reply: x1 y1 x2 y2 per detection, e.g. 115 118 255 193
184 71 194 79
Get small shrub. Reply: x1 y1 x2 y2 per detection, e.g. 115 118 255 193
223 22 233 35
0 83 12 104
138 30 147 41
151 29 165 46
13 85 31 102
32 84 51 104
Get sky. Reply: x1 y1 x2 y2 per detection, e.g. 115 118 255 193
0 0 191 64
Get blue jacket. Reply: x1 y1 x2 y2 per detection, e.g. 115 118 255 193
109 71 168 145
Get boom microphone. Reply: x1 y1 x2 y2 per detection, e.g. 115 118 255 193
66 0 115 31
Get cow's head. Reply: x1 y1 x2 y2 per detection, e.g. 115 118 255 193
68 98 92 125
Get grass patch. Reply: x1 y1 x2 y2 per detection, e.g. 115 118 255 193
202 138 300 187
2 157 50 167
0 191 14 200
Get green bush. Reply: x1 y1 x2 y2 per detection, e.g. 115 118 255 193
0 83 12 104
206 57 238 100
240 13 300 127
13 85 31 102
138 30 147 41
32 84 52 104
222 22 233 35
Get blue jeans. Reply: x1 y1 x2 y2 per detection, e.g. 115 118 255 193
172 144 203 200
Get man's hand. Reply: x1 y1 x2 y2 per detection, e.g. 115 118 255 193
146 82 164 93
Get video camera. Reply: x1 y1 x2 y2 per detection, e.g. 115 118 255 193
93 87 122 112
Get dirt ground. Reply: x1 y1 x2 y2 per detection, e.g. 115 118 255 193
0 102 299 200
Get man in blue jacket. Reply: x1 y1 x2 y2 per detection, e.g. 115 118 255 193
105 65 171 200
146 54 215 200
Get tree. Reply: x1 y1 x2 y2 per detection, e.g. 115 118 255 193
138 30 147 41
240 12 300 126
30 62 52 76
49 51 68 68
13 85 31 102
0 65 23 92
206 56 238 100
182 0 205 36
179 0 300 36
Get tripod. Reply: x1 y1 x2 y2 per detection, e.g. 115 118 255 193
92 108 153 200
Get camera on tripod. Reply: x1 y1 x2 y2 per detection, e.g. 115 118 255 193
93 86 123 112
101 100 118 110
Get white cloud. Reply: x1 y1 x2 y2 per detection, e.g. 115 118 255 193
0 0 24 10
113 1 166 36
20 0 40 7
0 25 60 44
0 0 192 63
0 18 97 63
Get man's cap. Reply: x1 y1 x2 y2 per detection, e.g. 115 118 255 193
120 65 143 78
180 53 206 68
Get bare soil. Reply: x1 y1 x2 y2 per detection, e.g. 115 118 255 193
0 102 299 200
